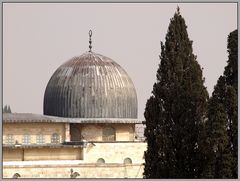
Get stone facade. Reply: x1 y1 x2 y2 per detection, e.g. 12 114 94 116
3 147 83 161
3 163 144 178
80 123 135 141
83 142 145 163
3 122 136 144
3 123 65 144
3 142 146 178
3 122 146 178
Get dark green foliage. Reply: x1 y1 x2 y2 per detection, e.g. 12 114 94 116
144 8 208 178
7 105 12 113
3 105 12 113
203 76 233 178
3 105 8 113
225 30 238 91
203 29 237 178
143 96 161 178
225 30 238 178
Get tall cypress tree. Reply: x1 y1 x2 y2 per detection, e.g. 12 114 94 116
143 96 162 178
144 7 208 178
224 30 238 91
202 29 237 178
224 29 238 178
203 76 233 178
3 105 8 113
7 105 12 113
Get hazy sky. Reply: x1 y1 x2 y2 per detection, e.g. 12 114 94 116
3 3 237 120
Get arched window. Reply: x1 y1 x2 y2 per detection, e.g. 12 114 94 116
36 134 45 144
102 127 115 141
12 173 21 178
22 134 31 144
124 158 132 164
70 125 81 141
5 134 14 144
51 133 60 144
97 158 105 164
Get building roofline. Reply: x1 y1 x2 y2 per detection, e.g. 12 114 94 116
3 113 143 124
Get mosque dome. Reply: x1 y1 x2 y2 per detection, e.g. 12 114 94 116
43 51 138 119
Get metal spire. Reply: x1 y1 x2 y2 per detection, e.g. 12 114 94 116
89 30 92 52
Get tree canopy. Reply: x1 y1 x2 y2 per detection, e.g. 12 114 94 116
144 7 209 178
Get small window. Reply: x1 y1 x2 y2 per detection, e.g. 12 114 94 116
51 133 60 144
102 127 115 141
22 134 31 144
12 173 21 178
97 158 105 164
36 134 45 144
5 134 14 144
124 158 132 164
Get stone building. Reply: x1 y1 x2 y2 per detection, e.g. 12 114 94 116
3 31 146 178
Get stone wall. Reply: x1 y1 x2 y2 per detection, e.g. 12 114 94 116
3 123 65 144
115 124 135 141
3 142 147 178
3 163 144 178
3 123 136 144
3 148 23 161
3 122 146 178
84 142 145 164
3 142 146 163
80 124 102 141
24 147 83 160
80 123 135 141
3 147 83 161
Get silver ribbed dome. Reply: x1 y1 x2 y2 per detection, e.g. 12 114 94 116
43 52 137 118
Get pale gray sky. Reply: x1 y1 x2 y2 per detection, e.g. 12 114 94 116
3 3 237 120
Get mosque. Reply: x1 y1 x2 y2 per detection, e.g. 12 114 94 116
3 31 146 178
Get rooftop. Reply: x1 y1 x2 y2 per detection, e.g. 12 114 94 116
3 113 143 124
